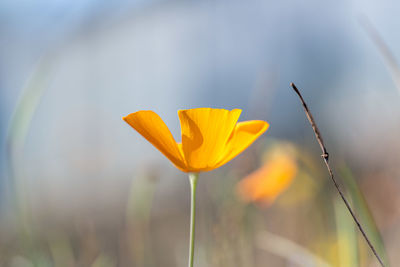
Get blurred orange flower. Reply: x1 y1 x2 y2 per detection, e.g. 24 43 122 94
237 147 297 206
123 108 269 172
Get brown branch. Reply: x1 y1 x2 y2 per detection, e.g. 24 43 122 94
290 83 385 267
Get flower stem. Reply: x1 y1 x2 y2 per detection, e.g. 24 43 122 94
188 173 199 267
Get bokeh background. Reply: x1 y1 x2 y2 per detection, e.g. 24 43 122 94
1 0 400 266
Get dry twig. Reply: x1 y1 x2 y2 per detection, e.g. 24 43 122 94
290 82 385 267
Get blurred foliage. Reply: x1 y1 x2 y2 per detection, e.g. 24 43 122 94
0 132 391 266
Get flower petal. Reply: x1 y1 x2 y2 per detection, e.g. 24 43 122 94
236 151 297 206
178 108 241 171
215 120 269 168
123 111 186 171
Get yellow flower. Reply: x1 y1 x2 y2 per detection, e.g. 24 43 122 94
237 145 297 206
123 108 269 172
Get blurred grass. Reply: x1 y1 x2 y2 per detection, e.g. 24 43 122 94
6 56 54 226
334 196 359 267
5 55 55 266
126 171 157 266
339 166 389 267
361 16 400 94
257 230 332 267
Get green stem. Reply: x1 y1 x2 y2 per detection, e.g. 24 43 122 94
188 173 199 267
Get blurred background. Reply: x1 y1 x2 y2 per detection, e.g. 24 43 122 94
1 0 400 266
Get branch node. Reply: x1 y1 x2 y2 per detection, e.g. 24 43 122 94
321 153 329 161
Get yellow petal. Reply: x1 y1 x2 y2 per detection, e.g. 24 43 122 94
123 111 187 171
215 120 269 168
178 108 242 171
237 150 297 206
